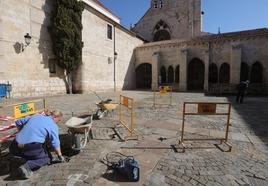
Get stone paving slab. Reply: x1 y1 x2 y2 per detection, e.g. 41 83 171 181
0 91 267 186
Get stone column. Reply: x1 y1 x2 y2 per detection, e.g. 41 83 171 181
179 49 187 91
151 52 160 91
203 50 209 91
230 45 241 85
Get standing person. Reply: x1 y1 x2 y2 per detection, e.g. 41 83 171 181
9 110 65 179
236 80 250 103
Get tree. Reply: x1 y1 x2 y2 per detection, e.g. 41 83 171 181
49 0 84 94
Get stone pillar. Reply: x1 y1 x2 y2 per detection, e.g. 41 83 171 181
203 50 209 91
230 45 241 84
151 52 160 91
179 49 187 91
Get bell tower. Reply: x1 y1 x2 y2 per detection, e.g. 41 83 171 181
133 0 202 41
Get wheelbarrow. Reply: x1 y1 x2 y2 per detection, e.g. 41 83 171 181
65 115 93 151
93 99 118 119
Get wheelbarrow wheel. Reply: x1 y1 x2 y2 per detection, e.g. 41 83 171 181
72 132 88 151
73 134 81 151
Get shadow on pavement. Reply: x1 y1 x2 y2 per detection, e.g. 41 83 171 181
102 170 133 182
206 94 268 146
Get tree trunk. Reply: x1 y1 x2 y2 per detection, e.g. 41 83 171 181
67 72 73 94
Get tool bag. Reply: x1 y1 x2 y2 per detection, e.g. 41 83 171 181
101 152 140 182
116 157 139 182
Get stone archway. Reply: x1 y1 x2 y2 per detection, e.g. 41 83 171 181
167 66 174 83
250 62 263 83
187 58 205 90
136 63 152 89
160 66 166 84
219 63 230 83
209 63 218 84
240 62 249 82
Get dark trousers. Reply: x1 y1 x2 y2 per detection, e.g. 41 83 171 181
9 140 51 170
236 91 245 103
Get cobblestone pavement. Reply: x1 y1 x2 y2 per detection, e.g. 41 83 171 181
0 91 267 186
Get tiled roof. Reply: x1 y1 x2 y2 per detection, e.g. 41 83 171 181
193 28 268 42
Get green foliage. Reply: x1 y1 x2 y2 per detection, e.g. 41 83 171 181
49 0 84 74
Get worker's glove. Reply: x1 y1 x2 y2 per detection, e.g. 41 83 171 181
58 155 66 163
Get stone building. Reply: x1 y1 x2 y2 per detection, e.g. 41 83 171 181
132 0 268 93
0 0 267 97
0 0 143 97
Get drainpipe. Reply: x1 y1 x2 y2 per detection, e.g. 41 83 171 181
113 24 116 92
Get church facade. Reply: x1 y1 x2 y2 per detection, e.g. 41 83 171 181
133 0 268 94
0 0 267 97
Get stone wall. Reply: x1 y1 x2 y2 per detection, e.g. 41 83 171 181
135 34 268 93
0 0 143 97
79 5 143 93
0 0 66 97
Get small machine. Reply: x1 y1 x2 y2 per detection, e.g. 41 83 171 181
102 152 140 182
116 156 139 182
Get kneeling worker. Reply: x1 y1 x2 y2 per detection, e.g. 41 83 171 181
9 110 65 179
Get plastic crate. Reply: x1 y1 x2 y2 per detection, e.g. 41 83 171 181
0 84 7 97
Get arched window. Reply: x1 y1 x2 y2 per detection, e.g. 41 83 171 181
153 20 171 42
159 0 164 8
250 62 263 83
160 66 166 84
168 66 174 83
209 63 218 84
136 63 152 89
219 63 230 83
187 58 205 90
240 62 249 82
153 0 157 8
175 65 180 83
153 30 170 41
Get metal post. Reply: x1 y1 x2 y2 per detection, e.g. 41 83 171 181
170 86 172 106
43 99 46 111
119 96 122 122
113 24 116 92
225 104 231 141
180 103 186 144
130 99 134 136
153 91 156 107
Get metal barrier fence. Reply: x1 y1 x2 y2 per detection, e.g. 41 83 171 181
153 86 172 107
179 102 232 152
119 95 137 140
0 99 46 155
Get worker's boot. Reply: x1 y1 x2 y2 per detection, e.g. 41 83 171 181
9 156 26 177
18 163 33 179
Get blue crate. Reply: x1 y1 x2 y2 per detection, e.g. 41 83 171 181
0 84 7 97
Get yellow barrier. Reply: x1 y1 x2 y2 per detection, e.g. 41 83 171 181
179 102 232 152
119 95 137 140
6 99 46 119
153 86 172 107
0 99 46 155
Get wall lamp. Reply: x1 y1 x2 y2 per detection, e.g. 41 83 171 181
114 52 118 60
22 33 32 52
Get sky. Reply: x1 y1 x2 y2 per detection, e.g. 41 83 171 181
99 0 268 34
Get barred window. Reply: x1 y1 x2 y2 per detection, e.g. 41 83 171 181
107 24 112 40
